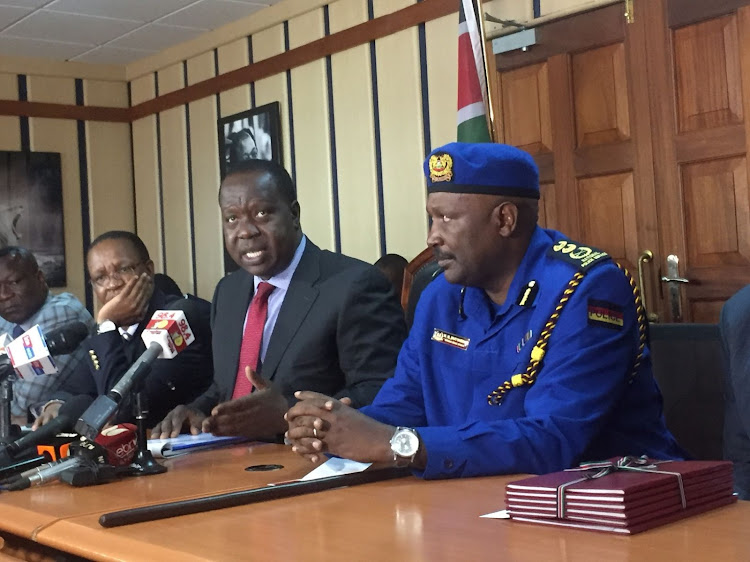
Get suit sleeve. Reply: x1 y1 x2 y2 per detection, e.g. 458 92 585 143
414 266 646 478
333 266 407 408
187 282 226 416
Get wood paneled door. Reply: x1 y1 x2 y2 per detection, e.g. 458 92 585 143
490 0 750 323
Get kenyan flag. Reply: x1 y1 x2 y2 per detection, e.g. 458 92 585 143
457 0 492 142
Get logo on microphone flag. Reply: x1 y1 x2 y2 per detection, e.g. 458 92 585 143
142 310 195 359
5 325 58 380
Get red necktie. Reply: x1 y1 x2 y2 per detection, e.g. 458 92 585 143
232 282 275 399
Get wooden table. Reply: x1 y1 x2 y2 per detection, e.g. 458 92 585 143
1 443 749 561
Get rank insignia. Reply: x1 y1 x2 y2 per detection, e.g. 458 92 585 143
516 330 533 353
548 240 609 270
429 153 453 183
516 280 539 307
431 328 469 350
587 299 624 330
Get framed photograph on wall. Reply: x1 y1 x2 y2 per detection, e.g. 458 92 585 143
0 151 66 287
217 102 283 274
217 102 283 179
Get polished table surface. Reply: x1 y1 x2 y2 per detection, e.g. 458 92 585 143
1 443 749 561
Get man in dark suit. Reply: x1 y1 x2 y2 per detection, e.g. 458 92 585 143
33 231 214 428
151 159 406 440
720 284 750 500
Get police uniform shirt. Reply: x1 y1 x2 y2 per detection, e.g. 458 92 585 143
360 226 683 479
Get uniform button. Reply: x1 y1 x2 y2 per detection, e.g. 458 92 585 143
443 458 454 470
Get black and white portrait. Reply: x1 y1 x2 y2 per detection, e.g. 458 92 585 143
218 102 282 179
0 151 66 286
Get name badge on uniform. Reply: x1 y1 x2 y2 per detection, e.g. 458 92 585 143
431 328 470 350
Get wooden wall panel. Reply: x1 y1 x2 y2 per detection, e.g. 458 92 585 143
373 0 428 260
157 65 193 293
681 157 750 267
26 76 85 301
187 52 223 300
329 0 380 263
538 182 557 229
84 80 134 238
130 74 163 272
691 300 726 323
0 74 20 151
674 15 742 133
501 63 552 155
289 8 335 252
252 25 291 174
572 43 630 147
218 38 251 117
577 172 638 268
425 12 458 150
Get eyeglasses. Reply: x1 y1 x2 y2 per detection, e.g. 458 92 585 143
90 262 143 288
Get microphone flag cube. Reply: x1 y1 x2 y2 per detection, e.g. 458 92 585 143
141 310 195 359
5 325 58 380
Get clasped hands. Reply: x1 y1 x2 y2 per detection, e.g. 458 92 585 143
285 391 394 465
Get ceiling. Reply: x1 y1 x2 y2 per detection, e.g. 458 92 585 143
0 0 281 65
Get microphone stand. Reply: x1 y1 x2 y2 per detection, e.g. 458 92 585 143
129 375 166 476
0 364 19 444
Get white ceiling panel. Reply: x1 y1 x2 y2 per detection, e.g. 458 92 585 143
0 5 31 28
107 23 204 52
3 10 141 45
45 0 199 23
0 35 90 59
0 0 280 64
0 0 51 8
71 44 156 64
158 0 265 31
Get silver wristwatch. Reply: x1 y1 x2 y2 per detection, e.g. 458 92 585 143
390 427 420 467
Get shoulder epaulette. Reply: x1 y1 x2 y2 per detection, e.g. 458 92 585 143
546 240 610 271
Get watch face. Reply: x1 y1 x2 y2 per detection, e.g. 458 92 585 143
392 429 419 456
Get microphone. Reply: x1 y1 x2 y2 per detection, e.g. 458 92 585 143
2 424 137 491
75 309 195 441
0 395 92 467
4 322 90 380
44 322 90 355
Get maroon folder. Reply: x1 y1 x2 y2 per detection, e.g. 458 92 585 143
505 459 735 534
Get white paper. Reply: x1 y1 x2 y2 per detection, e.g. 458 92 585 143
480 509 511 519
300 457 372 481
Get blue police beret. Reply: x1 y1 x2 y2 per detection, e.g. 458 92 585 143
424 142 540 200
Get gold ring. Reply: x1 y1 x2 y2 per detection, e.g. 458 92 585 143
313 427 319 439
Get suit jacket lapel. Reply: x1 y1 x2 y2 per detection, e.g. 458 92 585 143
261 242 321 380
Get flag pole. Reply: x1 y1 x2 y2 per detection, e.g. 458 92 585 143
474 0 496 142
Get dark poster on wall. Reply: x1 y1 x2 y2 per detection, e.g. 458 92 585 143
217 102 283 275
0 151 66 287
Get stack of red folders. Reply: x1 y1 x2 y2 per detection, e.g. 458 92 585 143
505 459 736 534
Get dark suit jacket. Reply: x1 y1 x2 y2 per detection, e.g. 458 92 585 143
58 289 214 427
721 284 750 500
190 239 406 415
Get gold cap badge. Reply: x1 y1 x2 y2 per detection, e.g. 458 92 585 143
429 153 453 183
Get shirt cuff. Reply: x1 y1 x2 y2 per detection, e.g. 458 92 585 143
412 425 468 479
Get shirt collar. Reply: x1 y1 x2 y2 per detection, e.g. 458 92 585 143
253 235 307 292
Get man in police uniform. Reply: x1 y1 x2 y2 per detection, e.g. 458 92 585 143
285 142 683 479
